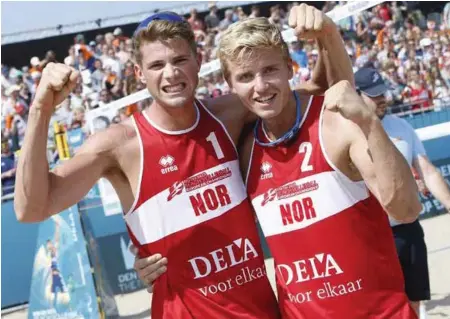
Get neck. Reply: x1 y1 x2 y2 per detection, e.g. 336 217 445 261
146 99 197 131
263 92 297 141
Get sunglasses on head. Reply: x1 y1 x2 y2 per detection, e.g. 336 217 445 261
134 12 184 36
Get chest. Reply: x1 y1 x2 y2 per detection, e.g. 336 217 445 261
248 120 329 193
133 120 239 205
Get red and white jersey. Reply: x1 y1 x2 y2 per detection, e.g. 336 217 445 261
124 102 280 319
246 95 416 319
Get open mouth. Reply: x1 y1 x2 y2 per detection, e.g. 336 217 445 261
254 94 276 104
162 83 186 94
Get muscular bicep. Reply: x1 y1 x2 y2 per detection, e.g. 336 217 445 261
46 127 119 215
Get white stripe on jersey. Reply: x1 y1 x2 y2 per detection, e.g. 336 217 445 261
252 171 369 237
125 160 247 244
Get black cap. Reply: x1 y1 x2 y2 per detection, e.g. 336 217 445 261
354 67 388 97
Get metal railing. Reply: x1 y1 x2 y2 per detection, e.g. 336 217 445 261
388 98 450 117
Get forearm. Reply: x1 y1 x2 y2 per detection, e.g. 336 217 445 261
14 108 52 222
362 116 421 221
315 26 355 89
424 171 450 210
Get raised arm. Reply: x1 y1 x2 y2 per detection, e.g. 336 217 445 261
325 81 422 222
289 4 355 94
14 63 117 223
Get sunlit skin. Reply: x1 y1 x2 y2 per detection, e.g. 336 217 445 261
134 38 201 109
361 93 388 120
226 48 298 139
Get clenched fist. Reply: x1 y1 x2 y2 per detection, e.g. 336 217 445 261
288 4 336 39
324 80 375 127
33 63 79 114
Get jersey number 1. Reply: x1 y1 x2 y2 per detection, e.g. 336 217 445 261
206 132 224 159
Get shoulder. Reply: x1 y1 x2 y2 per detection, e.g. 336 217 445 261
77 118 136 157
205 94 246 118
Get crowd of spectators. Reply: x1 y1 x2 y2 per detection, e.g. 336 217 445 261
2 1 450 195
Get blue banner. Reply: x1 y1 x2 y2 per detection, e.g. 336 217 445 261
66 128 84 156
418 157 450 220
28 205 100 319
1 199 40 308
94 232 147 295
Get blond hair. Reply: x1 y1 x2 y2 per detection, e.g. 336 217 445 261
133 20 197 65
217 17 290 80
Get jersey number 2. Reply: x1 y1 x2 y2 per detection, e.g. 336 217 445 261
299 142 313 172
206 132 224 159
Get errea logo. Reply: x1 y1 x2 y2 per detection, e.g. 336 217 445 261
159 155 178 174
261 161 273 180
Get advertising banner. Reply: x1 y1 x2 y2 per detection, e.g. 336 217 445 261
94 232 147 295
28 206 100 319
418 158 450 219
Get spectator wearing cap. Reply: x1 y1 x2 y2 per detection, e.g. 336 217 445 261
74 34 96 72
355 67 450 317
30 71 41 97
29 56 41 74
420 38 434 64
112 28 128 49
88 40 99 56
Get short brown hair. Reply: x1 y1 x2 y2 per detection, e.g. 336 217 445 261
217 17 290 80
132 20 197 65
